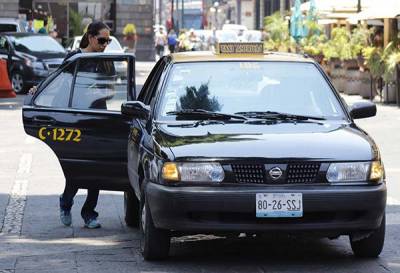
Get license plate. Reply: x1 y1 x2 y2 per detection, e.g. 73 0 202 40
256 193 303 218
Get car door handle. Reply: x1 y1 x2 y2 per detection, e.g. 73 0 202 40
32 116 56 125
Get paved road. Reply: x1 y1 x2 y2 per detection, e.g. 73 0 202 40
0 62 400 273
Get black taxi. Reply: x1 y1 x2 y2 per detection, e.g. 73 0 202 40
23 45 386 261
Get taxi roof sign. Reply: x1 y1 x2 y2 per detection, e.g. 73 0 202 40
216 42 264 55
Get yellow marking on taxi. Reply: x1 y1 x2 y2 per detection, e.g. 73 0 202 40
39 127 81 142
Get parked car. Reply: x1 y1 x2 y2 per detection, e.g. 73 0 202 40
240 30 262 42
0 32 66 93
66 35 124 53
0 18 26 33
222 24 248 35
216 30 238 43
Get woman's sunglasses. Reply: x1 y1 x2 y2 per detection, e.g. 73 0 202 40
96 37 112 45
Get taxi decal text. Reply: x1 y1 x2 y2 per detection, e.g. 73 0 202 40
39 128 82 142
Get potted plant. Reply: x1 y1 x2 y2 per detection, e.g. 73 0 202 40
382 46 400 103
264 13 295 52
362 46 385 99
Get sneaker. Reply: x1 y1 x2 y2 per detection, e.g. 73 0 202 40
60 209 72 226
84 218 101 229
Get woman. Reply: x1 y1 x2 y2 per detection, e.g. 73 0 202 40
59 21 112 229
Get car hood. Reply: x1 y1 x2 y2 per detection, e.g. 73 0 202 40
154 121 378 161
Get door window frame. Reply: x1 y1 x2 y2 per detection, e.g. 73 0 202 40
32 54 135 113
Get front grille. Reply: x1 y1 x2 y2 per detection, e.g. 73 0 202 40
230 162 322 184
287 163 321 183
231 164 265 184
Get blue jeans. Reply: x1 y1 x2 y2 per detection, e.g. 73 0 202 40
60 182 99 222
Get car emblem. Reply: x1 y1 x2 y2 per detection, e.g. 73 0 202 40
269 167 283 180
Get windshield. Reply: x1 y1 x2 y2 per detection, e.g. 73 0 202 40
158 62 346 120
11 35 65 53
106 38 123 51
216 31 238 42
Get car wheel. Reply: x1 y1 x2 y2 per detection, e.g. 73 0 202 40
124 188 140 228
350 215 385 258
11 72 26 94
140 193 170 260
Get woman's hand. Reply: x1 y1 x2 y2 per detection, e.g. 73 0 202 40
28 86 37 95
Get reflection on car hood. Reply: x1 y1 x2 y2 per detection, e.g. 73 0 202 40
155 121 378 161
16 50 66 61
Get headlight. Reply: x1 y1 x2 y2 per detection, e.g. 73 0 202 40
25 59 44 69
162 162 225 183
326 161 384 183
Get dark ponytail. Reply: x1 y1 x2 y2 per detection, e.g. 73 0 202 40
79 21 110 49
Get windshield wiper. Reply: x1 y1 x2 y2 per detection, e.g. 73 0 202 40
167 109 248 121
234 111 326 121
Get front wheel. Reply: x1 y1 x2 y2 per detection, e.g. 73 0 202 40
11 71 26 94
350 215 385 258
140 195 170 260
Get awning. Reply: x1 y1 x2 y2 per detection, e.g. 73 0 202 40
347 0 400 22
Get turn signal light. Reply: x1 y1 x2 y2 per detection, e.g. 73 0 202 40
370 161 384 182
162 162 180 181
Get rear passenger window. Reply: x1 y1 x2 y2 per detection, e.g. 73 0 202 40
34 64 74 108
71 58 128 111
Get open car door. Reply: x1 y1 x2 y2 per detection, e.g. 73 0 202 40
23 53 136 191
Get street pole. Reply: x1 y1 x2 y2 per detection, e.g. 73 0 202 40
357 0 361 12
159 0 162 25
66 0 69 39
171 0 175 30
280 0 285 17
182 0 184 30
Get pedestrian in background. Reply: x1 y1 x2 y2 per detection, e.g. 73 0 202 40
25 19 35 33
155 27 167 59
38 19 48 34
167 29 177 53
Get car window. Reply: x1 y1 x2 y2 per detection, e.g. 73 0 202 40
137 58 165 102
71 58 128 111
34 64 75 108
158 61 346 120
0 24 17 32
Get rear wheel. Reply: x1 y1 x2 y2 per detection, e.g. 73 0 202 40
140 193 170 260
350 215 385 258
124 188 140 227
11 71 26 94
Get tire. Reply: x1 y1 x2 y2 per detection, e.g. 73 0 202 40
350 215 385 258
11 71 26 94
140 193 170 260
124 188 140 228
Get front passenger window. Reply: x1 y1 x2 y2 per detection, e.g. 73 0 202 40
34 64 74 108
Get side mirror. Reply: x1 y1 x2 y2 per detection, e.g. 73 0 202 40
121 101 150 120
349 101 376 119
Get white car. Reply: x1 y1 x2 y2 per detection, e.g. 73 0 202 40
66 35 124 53
216 30 238 43
222 24 248 35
